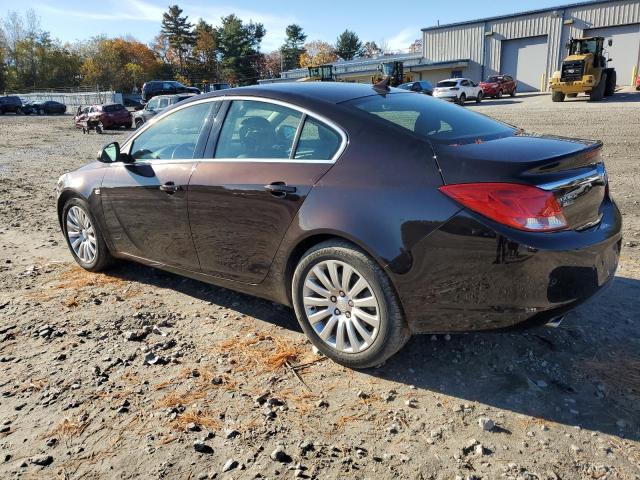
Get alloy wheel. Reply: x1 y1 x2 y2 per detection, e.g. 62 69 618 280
302 260 380 354
66 206 97 264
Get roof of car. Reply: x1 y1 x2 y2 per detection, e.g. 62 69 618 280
192 82 406 105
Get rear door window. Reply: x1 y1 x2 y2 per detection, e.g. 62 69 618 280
294 117 342 161
214 100 303 159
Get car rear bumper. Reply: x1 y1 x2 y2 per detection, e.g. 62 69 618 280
391 198 622 333
433 93 458 100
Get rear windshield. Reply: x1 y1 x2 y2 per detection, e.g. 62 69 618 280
436 81 458 88
345 93 515 145
103 104 125 112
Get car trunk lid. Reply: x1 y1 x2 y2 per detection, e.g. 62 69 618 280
433 134 607 231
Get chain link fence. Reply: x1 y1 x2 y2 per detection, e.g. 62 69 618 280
5 87 123 109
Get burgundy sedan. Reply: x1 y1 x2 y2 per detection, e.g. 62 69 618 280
56 83 621 368
74 103 132 130
480 74 517 98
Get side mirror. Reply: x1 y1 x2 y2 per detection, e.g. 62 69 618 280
608 39 613 47
98 142 121 163
607 58 613 62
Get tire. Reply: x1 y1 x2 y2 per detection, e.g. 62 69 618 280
589 72 606 101
604 70 616 96
475 91 482 103
38 108 44 115
567 93 578 98
510 88 516 97
552 91 565 102
497 90 503 99
292 240 410 369
458 93 466 105
135 118 144 128
62 198 113 272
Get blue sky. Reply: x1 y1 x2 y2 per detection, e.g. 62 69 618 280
1 0 566 52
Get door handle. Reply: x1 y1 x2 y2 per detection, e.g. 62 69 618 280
265 182 296 197
159 182 181 194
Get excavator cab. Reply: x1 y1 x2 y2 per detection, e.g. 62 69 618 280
301 65 335 82
372 61 408 87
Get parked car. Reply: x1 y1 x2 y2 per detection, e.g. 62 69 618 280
636 74 640 91
0 95 23 114
186 86 201 95
22 100 67 115
204 83 231 92
480 74 517 98
141 80 191 102
398 80 433 95
74 103 133 130
123 97 144 110
133 93 196 127
56 83 621 368
433 78 483 104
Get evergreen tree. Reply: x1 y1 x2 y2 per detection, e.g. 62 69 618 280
336 30 363 60
217 14 265 85
280 24 306 71
160 5 195 74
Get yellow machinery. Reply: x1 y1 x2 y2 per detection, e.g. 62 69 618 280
549 36 616 102
297 65 335 82
372 61 411 87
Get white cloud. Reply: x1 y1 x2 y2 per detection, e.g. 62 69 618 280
36 0 164 22
384 26 420 53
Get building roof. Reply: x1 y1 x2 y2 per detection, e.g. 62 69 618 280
281 52 422 78
422 0 616 31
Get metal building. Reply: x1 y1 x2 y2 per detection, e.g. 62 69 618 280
421 0 640 91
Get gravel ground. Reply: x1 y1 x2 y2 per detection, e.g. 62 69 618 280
1 91 639 480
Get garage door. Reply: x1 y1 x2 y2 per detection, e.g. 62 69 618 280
500 35 548 92
586 24 640 86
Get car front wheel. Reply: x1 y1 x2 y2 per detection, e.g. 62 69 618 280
292 240 410 369
62 198 113 272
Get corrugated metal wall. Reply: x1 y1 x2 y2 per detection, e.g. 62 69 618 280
422 0 640 89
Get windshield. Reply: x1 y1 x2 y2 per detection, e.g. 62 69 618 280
397 83 412 90
436 81 458 88
486 76 502 83
103 104 125 112
344 93 515 145
570 39 597 55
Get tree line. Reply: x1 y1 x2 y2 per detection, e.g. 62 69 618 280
0 5 420 93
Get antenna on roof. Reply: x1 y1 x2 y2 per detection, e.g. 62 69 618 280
437 20 440 26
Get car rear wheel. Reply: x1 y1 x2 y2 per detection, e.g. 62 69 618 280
135 118 144 128
62 198 113 272
510 88 516 97
292 240 410 369
475 91 482 103
458 93 466 105
497 90 503 99
38 108 44 115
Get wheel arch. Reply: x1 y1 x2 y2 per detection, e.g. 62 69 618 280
282 230 395 306
57 189 85 228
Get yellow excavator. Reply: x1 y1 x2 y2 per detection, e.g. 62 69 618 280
549 36 616 102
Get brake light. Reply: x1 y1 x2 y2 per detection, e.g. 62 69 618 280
439 183 567 232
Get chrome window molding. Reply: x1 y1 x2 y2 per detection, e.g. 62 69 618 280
120 95 348 166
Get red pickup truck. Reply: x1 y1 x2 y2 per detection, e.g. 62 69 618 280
479 74 517 98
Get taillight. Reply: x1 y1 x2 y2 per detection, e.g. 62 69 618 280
439 183 567 232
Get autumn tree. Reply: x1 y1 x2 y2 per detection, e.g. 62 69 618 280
362 41 382 58
217 14 265 85
80 38 161 92
160 5 195 74
335 30 363 60
299 40 337 67
262 50 282 79
188 19 218 82
281 24 306 71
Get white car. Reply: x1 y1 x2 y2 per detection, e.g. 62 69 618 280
433 78 483 104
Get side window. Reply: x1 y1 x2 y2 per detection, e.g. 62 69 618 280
294 117 342 161
162 82 175 91
147 98 159 110
215 100 302 159
130 102 213 161
461 80 469 87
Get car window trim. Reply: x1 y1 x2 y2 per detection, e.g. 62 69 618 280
122 95 347 165
206 95 347 164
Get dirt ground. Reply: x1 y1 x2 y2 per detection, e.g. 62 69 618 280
1 91 639 480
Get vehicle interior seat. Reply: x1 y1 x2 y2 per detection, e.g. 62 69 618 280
238 116 277 158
